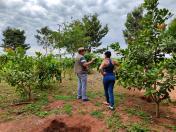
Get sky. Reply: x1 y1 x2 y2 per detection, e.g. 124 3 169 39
0 0 176 55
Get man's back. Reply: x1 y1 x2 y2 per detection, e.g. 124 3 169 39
74 54 87 74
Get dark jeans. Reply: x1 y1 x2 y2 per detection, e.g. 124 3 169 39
103 74 115 107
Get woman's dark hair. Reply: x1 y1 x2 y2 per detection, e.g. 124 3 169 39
104 51 111 58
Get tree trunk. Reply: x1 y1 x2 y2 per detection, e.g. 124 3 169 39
60 77 62 83
45 47 48 55
28 86 32 101
156 102 160 118
69 70 72 80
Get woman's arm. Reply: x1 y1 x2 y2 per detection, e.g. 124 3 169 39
99 60 106 76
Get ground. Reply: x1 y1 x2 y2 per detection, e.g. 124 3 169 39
0 72 176 132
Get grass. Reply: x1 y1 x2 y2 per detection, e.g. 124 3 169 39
0 112 14 122
48 108 64 115
0 82 17 107
106 112 126 131
90 110 104 119
170 126 176 132
126 108 151 123
0 73 175 132
54 95 75 101
94 102 101 107
127 123 150 132
35 111 48 118
87 91 101 99
63 104 72 116
25 103 42 113
114 93 125 106
162 124 176 132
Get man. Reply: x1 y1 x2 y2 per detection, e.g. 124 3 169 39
74 47 95 102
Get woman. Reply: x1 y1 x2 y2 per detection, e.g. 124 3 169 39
99 51 118 110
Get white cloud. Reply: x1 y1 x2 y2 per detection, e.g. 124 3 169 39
20 2 47 17
0 0 175 55
43 0 62 7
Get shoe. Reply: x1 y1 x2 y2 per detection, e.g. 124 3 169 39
108 105 115 111
103 101 109 105
77 96 82 99
82 99 89 102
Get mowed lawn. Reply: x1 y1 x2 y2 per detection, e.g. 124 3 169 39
0 72 176 132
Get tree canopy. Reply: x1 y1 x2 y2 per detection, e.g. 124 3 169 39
1 27 30 51
112 0 175 118
82 14 109 51
35 26 52 55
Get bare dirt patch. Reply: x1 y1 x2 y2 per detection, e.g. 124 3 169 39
0 115 108 132
45 100 65 110
43 119 91 132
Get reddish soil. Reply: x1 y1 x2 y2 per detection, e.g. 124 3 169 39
0 115 108 132
45 100 65 111
117 86 176 131
0 73 176 132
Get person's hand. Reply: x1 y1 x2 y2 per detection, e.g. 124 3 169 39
91 58 96 63
103 72 106 76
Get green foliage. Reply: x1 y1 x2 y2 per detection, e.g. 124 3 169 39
84 53 102 70
163 18 176 53
49 30 64 53
1 27 30 51
34 14 108 57
35 26 52 54
63 20 90 57
113 0 176 118
23 93 48 116
25 103 42 113
61 58 74 69
82 13 109 51
0 48 61 101
0 48 36 100
35 53 62 89
168 18 176 38
110 42 127 57
123 6 144 45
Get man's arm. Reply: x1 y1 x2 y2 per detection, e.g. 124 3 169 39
82 58 95 67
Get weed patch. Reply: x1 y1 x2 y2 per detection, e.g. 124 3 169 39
126 108 151 123
127 123 150 132
63 104 72 116
54 95 75 101
90 110 104 119
106 112 126 131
